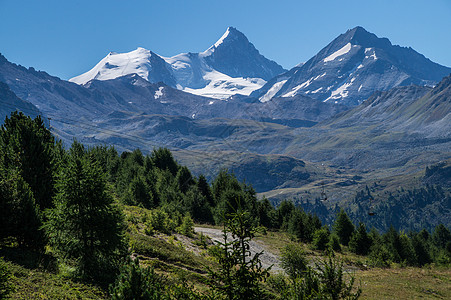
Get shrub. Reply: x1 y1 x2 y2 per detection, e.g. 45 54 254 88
0 258 15 299
328 233 342 252
146 209 175 234
109 258 166 300
280 255 361 300
267 273 290 298
316 255 362 300
313 226 330 251
176 214 195 237
368 242 391 268
281 243 308 279
289 268 321 299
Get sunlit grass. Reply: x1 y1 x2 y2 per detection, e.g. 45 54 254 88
4 260 107 300
356 266 451 299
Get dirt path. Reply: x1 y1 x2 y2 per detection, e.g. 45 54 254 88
195 227 282 272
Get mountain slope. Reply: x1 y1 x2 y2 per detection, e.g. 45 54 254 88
252 26 451 106
321 74 451 137
0 53 106 119
0 81 42 121
70 27 286 99
81 73 347 124
282 75 451 171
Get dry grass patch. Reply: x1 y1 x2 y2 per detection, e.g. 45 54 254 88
254 230 293 256
356 267 451 299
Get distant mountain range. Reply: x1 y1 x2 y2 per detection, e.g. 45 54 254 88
0 50 346 138
70 27 286 99
69 26 451 107
0 26 450 193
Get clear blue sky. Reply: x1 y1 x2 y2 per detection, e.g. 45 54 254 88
1 0 450 80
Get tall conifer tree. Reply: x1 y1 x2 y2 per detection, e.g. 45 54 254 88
45 142 127 283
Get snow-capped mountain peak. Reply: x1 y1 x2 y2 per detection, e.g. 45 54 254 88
201 27 249 57
346 26 391 49
201 27 233 56
70 27 285 99
202 27 286 80
70 47 176 87
214 27 232 48
251 26 451 106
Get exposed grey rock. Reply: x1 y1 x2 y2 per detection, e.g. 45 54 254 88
0 81 42 121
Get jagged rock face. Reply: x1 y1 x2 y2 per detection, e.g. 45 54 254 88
252 26 451 106
202 27 285 80
0 81 42 121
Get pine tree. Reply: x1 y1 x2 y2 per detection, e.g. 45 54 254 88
398 233 416 265
176 166 195 194
0 111 56 210
333 209 355 246
207 209 270 299
257 197 274 229
313 226 331 251
276 200 295 229
383 226 402 263
197 174 214 207
212 169 241 204
151 148 179 176
328 233 342 252
128 176 153 208
0 169 44 249
182 187 213 223
432 224 451 249
411 234 431 266
44 142 127 283
288 208 309 242
349 223 372 255
217 188 246 219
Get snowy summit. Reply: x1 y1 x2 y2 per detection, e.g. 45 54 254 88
252 26 451 106
70 27 285 99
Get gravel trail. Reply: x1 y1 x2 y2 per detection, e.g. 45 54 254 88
195 227 282 272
